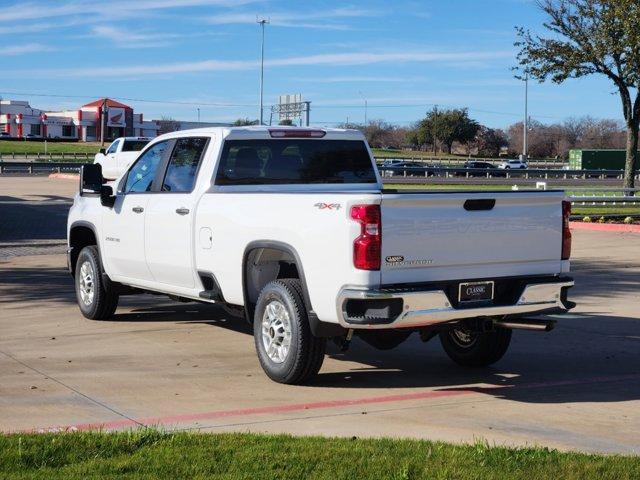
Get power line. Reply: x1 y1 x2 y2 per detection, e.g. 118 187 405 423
0 91 254 107
0 90 568 122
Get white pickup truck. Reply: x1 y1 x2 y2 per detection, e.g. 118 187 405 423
94 137 150 180
68 126 574 384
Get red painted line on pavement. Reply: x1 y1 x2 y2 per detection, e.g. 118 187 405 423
45 389 473 433
570 221 640 233
37 373 640 433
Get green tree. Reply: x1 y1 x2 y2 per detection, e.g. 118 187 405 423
415 107 479 154
515 0 640 189
278 119 294 126
475 126 508 157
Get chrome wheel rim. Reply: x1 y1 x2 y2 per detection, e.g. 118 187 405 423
78 260 95 306
261 300 292 364
450 327 477 348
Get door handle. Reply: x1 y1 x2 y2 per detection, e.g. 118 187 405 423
175 208 190 215
132 206 144 213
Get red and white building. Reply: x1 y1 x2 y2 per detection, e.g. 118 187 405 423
0 98 159 140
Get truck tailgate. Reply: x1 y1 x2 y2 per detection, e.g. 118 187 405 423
380 191 564 284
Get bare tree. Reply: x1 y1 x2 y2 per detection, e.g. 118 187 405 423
156 116 180 135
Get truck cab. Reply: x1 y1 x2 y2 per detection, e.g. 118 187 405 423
94 137 150 180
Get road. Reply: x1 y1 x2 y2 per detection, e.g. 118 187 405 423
1 176 639 454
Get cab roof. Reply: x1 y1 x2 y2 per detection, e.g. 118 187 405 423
154 125 366 142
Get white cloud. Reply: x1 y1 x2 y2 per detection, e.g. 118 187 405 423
89 26 176 48
293 75 429 83
1 43 55 56
206 6 379 30
5 49 512 77
0 0 261 23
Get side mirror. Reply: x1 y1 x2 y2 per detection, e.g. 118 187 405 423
80 164 116 208
100 185 116 208
99 148 106 155
80 164 103 195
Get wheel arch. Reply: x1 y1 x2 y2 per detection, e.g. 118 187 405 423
68 221 99 276
242 240 313 323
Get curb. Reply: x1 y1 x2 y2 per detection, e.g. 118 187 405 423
570 221 640 233
49 173 79 181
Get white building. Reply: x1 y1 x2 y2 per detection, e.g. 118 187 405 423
0 98 159 140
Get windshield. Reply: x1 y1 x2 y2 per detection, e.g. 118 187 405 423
215 139 377 185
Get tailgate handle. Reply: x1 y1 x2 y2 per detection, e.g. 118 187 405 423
464 199 495 211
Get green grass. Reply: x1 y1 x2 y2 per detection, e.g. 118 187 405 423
1 431 638 480
572 206 640 216
372 148 463 159
0 141 101 155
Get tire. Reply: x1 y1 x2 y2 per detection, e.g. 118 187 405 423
253 279 326 384
75 245 119 320
439 326 511 367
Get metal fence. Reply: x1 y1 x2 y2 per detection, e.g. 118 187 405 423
377 165 639 180
1 160 638 181
0 152 92 162
376 156 567 168
0 161 88 174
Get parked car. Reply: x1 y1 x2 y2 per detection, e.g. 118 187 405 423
379 159 426 177
455 161 497 177
498 159 528 169
94 137 151 180
69 126 574 384
0 131 11 138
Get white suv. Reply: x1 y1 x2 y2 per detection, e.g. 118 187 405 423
498 159 528 169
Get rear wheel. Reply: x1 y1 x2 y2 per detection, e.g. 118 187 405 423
75 246 119 320
439 325 511 367
253 279 326 384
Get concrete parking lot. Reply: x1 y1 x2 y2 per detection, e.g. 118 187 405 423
1 176 639 454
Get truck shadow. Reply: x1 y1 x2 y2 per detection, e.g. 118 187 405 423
112 302 640 406
0 195 70 242
315 312 640 406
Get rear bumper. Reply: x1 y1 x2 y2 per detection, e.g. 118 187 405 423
337 277 574 330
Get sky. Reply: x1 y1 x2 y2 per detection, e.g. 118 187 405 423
0 0 626 129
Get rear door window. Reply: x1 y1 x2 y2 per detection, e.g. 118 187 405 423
161 137 208 192
215 139 377 185
122 140 150 152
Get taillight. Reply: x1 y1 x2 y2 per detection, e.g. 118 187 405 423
562 200 572 260
351 204 381 270
268 129 326 138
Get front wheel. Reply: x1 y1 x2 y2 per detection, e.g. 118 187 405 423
439 326 511 367
75 246 119 320
253 279 326 384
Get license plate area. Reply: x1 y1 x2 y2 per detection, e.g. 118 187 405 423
458 281 494 304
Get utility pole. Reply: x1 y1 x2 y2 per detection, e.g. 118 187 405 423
522 72 528 160
257 17 269 125
197 107 200 122
303 101 311 126
100 98 107 147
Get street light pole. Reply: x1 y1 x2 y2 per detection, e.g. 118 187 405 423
257 17 269 125
358 91 367 125
100 98 107 148
522 72 528 160
197 108 200 122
